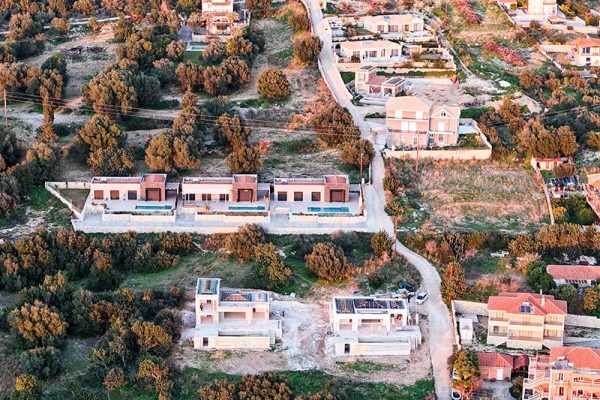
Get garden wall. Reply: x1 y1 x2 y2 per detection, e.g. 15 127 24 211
565 314 600 329
45 181 89 220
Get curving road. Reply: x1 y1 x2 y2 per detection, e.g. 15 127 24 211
302 1 453 398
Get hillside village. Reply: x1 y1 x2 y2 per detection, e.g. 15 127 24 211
0 0 599 399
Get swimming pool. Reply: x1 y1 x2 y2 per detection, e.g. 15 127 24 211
307 207 350 214
135 204 173 210
229 205 266 211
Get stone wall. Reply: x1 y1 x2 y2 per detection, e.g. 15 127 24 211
452 300 488 317
565 314 600 329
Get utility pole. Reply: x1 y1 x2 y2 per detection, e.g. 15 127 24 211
415 142 420 174
3 89 7 128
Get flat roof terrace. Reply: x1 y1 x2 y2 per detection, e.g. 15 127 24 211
197 278 221 295
334 297 407 314
220 289 269 303
91 176 142 184
183 177 234 185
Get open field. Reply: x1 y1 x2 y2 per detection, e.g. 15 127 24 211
415 162 548 233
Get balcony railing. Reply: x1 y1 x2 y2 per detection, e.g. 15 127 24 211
524 375 550 388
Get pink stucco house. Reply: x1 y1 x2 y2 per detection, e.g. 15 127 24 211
385 96 460 149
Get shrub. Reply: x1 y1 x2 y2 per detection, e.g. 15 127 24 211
224 224 266 262
19 346 61 379
225 146 262 174
482 42 525 67
293 33 322 64
9 301 67 349
257 68 291 100
339 139 374 168
305 242 352 281
371 231 393 257
253 243 293 289
158 233 193 255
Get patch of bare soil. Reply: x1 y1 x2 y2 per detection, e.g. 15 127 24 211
417 162 548 233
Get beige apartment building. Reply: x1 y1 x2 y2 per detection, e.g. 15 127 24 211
338 40 403 62
362 14 425 35
487 292 567 350
354 65 404 97
523 346 600 400
569 38 600 67
385 96 460 149
273 175 350 203
330 296 421 357
193 278 282 350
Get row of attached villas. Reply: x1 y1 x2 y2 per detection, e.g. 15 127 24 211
191 278 422 357
80 173 365 228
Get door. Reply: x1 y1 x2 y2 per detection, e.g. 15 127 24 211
238 189 253 202
495 368 504 381
127 190 137 200
330 189 345 202
146 188 161 201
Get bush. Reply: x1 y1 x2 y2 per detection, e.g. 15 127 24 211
9 301 67 349
224 224 266 262
371 231 393 257
158 233 193 255
19 346 61 379
305 242 352 281
293 33 322 64
339 139 374 168
225 146 262 174
252 243 293 290
257 68 290 100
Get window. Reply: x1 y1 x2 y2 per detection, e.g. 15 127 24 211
294 192 303 201
127 190 137 200
394 110 403 118
416 111 423 119
391 49 399 57
186 193 196 201
94 190 104 200
110 190 119 200
438 122 446 132
344 343 350 354
202 194 212 201
203 337 208 347
583 47 591 54
352 51 360 58
413 136 417 145
311 192 321 201
219 194 229 201
277 192 287 201
368 51 377 58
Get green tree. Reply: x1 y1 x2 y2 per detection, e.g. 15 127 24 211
371 231 393 257
145 132 201 172
9 300 67 349
583 287 600 314
440 261 467 305
79 114 126 152
225 146 262 174
257 68 290 100
104 368 125 400
253 243 293 289
137 358 173 400
305 242 352 281
525 262 555 293
339 139 374 168
448 349 480 398
224 224 265 262
14 374 42 400
293 33 322 64
309 102 360 145
88 147 135 176
217 113 251 150
19 346 61 379
131 321 172 356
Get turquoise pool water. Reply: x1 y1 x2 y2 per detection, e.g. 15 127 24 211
229 205 266 211
308 207 350 214
135 204 172 210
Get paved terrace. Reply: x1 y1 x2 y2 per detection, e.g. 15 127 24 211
72 191 367 233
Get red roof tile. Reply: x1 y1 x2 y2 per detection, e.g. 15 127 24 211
571 38 600 48
487 292 567 316
477 352 513 369
546 265 600 281
549 347 600 371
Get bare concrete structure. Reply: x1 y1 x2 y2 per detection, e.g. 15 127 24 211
330 296 421 357
193 278 282 350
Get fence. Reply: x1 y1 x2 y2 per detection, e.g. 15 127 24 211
44 181 89 220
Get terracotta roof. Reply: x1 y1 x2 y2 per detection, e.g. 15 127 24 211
588 173 600 188
477 352 513 369
487 292 567 316
546 265 600 281
549 347 600 371
513 355 529 370
571 38 600 48
142 174 166 183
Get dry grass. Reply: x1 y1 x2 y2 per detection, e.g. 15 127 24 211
417 162 548 233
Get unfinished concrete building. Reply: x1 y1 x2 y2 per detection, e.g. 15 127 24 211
193 278 282 350
330 296 421 356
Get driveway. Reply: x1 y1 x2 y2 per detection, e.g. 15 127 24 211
302 1 454 398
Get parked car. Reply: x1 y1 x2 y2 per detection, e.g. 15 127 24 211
391 288 415 299
398 281 415 292
415 292 428 304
